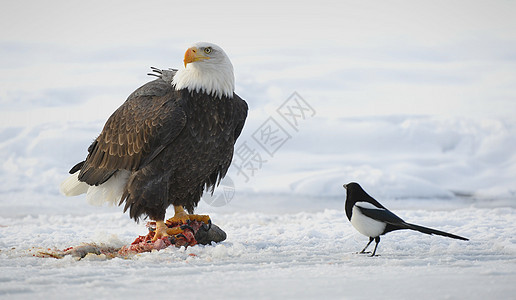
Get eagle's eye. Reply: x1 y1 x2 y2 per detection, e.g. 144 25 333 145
203 47 212 54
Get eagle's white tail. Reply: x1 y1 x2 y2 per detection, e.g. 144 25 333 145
86 170 130 206
60 172 89 196
60 170 131 207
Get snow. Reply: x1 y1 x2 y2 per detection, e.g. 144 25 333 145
1 1 516 299
1 207 515 299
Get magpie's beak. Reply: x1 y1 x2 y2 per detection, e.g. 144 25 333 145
343 184 347 189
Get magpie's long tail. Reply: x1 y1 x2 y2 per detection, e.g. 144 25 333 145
404 223 469 241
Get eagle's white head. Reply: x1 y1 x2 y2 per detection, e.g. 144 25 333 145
172 42 235 99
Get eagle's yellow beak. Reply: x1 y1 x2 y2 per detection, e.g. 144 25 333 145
184 47 210 67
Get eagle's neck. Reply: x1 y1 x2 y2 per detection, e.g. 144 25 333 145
172 63 234 99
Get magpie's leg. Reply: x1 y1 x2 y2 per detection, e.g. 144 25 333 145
359 237 374 254
370 236 381 257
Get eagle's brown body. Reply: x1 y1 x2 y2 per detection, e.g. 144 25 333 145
69 74 248 221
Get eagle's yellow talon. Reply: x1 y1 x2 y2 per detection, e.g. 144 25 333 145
165 205 189 225
151 220 170 242
165 227 185 235
189 214 211 224
151 207 212 243
165 206 211 226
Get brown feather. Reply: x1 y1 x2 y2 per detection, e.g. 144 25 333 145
72 74 248 222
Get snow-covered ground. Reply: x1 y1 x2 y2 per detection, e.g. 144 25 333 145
1 1 516 299
1 198 515 299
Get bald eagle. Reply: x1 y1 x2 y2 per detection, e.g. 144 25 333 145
60 42 248 241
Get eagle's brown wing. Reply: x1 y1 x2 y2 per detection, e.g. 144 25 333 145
73 78 186 186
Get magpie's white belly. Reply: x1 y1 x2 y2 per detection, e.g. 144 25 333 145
350 205 386 238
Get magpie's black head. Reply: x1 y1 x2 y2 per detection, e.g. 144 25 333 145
343 182 366 203
343 182 364 220
343 182 384 209
343 182 362 191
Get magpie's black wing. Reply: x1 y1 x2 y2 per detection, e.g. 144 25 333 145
356 206 406 225
358 205 469 240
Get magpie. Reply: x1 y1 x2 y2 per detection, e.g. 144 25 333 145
343 182 468 256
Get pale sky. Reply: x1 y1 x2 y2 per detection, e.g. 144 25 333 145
1 0 516 123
